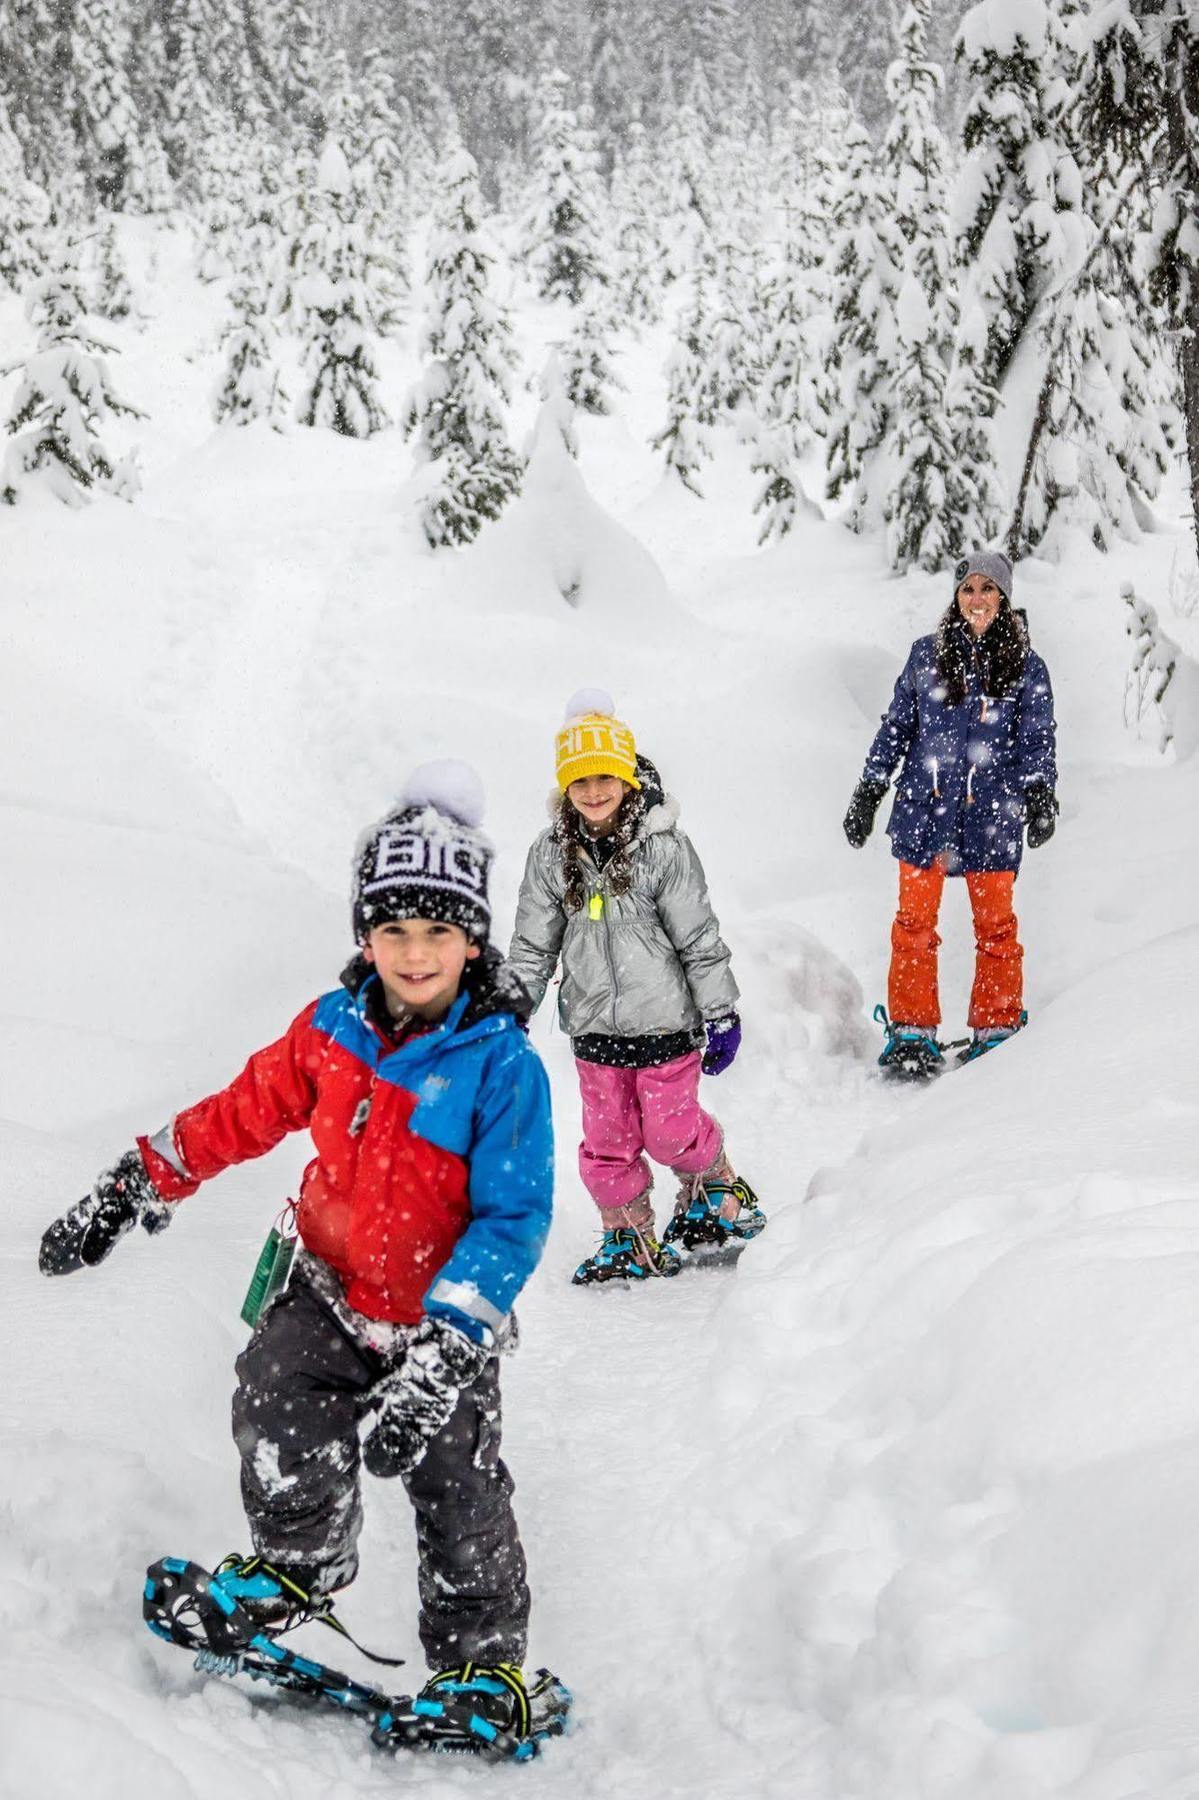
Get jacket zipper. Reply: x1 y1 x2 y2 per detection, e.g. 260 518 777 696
584 848 622 1035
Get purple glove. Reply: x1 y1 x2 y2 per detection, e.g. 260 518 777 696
701 1012 741 1077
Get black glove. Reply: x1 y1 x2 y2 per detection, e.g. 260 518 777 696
1024 781 1058 849
39 1148 173 1276
362 1315 490 1479
843 777 888 848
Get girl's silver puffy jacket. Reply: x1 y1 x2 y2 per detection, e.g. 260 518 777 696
508 796 739 1040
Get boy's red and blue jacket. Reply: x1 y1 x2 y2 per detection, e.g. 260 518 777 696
135 949 553 1343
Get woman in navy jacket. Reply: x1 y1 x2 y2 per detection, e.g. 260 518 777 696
843 550 1058 1074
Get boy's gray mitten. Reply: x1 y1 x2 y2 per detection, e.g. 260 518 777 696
39 1149 173 1276
362 1316 490 1479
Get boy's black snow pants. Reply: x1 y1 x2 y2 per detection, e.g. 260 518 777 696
231 1260 530 1669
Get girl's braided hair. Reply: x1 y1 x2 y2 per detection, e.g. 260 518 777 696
934 595 1029 706
555 785 646 913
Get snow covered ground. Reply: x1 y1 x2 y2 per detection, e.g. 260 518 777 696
3 219 1199 1798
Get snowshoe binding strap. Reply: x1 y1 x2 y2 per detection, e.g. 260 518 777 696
373 1664 571 1763
874 1003 949 1078
571 1226 681 1283
214 1553 407 1668
145 1556 405 1669
662 1177 767 1251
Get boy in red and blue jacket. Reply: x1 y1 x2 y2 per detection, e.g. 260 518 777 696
39 762 554 1738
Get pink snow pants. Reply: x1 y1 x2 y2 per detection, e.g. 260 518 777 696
575 1051 722 1211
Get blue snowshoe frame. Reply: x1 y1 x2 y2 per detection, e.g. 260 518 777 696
143 1556 571 1763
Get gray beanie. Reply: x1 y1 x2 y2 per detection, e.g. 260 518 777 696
953 550 1012 600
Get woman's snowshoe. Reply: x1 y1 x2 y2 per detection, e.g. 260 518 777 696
874 1004 947 1081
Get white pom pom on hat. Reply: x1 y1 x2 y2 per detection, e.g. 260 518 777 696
397 758 486 828
563 686 616 722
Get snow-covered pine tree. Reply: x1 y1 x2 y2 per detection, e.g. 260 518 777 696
661 61 717 283
885 275 963 570
325 49 363 163
584 0 639 173
759 80 828 452
294 140 389 438
703 227 761 430
274 0 325 151
986 2 1175 555
752 85 828 544
523 62 608 305
204 0 266 139
817 113 898 522
358 45 408 234
324 45 406 335
402 140 521 547
882 0 997 570
1077 0 1199 566
161 0 214 201
609 117 667 324
760 0 838 119
91 213 133 322
559 281 624 416
0 98 47 294
951 0 1086 396
213 273 288 429
4 0 81 219
71 0 144 211
124 7 175 212
838 0 905 136
652 259 716 495
195 129 252 283
2 256 142 506
685 0 743 132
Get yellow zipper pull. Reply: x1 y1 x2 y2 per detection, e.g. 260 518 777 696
588 893 604 921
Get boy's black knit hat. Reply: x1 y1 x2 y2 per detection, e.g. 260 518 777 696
352 761 493 944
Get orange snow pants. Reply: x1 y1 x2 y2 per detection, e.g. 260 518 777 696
888 860 1023 1031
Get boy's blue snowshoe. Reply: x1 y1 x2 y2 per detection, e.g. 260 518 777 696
874 1004 947 1082
662 1177 767 1256
143 1556 571 1762
374 1662 572 1762
572 1226 682 1284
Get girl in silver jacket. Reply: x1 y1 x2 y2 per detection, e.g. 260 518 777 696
508 689 766 1285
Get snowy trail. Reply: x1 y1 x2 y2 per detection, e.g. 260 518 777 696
4 284 1199 1795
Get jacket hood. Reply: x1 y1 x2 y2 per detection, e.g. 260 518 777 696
339 943 534 1031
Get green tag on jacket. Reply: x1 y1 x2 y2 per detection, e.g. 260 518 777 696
240 1225 296 1328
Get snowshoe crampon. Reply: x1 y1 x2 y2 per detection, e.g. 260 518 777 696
373 1666 573 1763
143 1557 572 1760
571 1226 681 1284
873 1004 949 1082
662 1178 767 1261
143 1557 394 1719
956 1010 1029 1066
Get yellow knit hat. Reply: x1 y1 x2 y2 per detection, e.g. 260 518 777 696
555 710 640 792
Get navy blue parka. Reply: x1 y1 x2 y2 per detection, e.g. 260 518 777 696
862 614 1056 874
